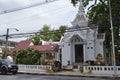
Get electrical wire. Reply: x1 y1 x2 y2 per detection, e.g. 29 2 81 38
0 5 74 26
0 26 97 39
0 0 59 15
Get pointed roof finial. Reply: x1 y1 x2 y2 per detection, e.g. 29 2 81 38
71 0 88 27
79 0 85 12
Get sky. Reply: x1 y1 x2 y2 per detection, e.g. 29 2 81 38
0 0 87 42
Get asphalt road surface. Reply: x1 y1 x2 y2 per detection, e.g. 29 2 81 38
0 74 118 80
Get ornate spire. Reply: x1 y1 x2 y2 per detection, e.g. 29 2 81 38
78 0 85 13
71 0 88 27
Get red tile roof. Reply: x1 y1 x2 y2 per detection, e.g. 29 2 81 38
14 39 33 50
30 44 59 52
8 39 33 55
8 39 59 55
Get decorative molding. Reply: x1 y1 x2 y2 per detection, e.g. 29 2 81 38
71 0 88 28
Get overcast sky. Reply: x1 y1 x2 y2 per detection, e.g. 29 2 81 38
0 0 85 42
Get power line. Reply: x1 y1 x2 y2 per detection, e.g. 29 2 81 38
0 26 97 39
0 5 73 26
0 0 59 15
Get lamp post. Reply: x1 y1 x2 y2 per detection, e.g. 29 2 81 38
108 0 116 76
3 28 19 58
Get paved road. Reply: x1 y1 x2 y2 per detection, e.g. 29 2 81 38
0 74 119 80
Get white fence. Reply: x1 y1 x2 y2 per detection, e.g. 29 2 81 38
84 66 120 74
18 65 52 73
18 65 120 74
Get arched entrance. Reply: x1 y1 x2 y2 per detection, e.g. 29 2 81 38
70 35 84 63
75 44 83 63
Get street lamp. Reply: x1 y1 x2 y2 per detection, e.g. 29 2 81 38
108 0 116 76
3 28 19 58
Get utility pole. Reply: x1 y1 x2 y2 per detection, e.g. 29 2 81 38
3 28 19 58
108 0 117 76
3 28 9 58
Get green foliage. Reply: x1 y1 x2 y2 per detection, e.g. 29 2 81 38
71 0 79 6
31 35 42 45
88 0 120 55
87 1 112 53
15 48 42 65
30 25 66 44
39 25 53 41
71 0 120 65
52 25 66 41
2 48 9 58
71 0 96 7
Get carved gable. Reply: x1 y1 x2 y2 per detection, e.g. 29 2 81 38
71 0 88 27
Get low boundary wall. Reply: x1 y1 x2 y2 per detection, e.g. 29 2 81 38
18 65 120 74
18 65 52 73
84 66 120 74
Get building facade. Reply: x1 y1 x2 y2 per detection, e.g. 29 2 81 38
0 39 18 49
0 39 18 58
60 1 105 67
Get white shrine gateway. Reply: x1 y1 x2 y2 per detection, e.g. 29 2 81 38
60 1 105 67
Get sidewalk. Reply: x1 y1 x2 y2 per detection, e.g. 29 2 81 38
18 70 120 79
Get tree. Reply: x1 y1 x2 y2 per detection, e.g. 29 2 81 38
29 25 51 45
71 0 97 6
39 25 52 41
53 25 66 41
30 25 66 44
71 0 120 65
30 35 41 45
88 0 120 61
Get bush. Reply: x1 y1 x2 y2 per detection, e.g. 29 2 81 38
15 48 42 65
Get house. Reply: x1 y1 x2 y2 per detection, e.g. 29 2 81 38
8 39 59 62
30 44 59 61
60 1 105 67
0 39 18 49
8 39 34 55
0 39 18 58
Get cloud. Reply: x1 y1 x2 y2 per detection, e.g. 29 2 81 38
0 0 30 11
0 0 79 42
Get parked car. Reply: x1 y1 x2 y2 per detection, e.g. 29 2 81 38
0 59 18 74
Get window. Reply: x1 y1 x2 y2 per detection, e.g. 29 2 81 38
74 39 76 42
10 43 15 47
94 67 96 70
100 42 102 45
91 47 93 49
91 67 93 70
104 67 107 70
97 67 99 70
111 68 114 71
0 42 2 45
87 47 89 49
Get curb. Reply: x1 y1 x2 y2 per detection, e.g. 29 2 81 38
18 71 120 79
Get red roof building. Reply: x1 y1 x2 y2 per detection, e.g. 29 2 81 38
8 39 34 55
8 39 60 64
8 39 59 55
